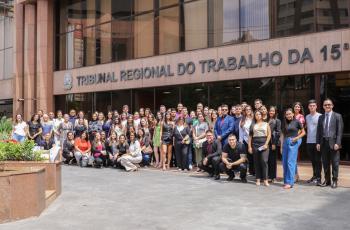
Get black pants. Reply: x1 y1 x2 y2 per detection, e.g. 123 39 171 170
94 154 107 167
219 161 247 179
62 151 75 164
321 139 339 182
268 144 279 180
244 141 255 175
252 137 269 180
198 156 221 175
175 142 189 170
307 143 322 179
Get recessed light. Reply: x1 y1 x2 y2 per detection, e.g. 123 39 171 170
163 91 171 94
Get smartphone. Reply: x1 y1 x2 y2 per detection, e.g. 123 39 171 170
258 146 265 151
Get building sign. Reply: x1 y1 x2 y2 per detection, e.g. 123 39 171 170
56 29 350 94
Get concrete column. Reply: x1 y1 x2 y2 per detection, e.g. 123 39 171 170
23 4 36 119
36 0 54 113
13 3 24 118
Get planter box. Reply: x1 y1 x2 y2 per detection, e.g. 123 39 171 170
3 161 62 196
0 166 46 223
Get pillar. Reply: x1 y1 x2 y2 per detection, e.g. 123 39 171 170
36 0 54 113
23 4 36 119
13 3 24 117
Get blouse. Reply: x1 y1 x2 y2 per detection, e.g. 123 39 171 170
239 118 252 143
129 140 142 158
250 122 268 138
75 138 91 152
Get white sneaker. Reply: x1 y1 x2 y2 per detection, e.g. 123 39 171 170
189 164 193 170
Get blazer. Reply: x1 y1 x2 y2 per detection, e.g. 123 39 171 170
173 126 191 144
214 115 234 145
202 139 222 159
316 111 344 149
269 118 281 146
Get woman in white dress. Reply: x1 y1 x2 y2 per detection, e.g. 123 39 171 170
119 132 142 172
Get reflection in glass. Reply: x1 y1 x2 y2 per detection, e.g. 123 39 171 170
159 6 180 54
181 83 208 110
242 78 274 106
210 81 241 108
184 0 208 50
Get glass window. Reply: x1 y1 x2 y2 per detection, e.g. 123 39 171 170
134 0 154 58
95 91 112 113
181 83 208 110
184 0 208 50
65 93 94 118
209 0 240 47
111 90 132 112
0 99 13 118
158 6 180 54
111 17 134 62
155 86 179 109
240 0 270 42
242 77 275 106
209 81 240 108
133 88 155 112
112 0 133 19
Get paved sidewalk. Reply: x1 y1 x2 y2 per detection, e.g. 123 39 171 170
1 164 350 230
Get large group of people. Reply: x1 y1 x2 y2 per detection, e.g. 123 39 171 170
11 98 344 189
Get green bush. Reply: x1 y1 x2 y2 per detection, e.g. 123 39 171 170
0 140 44 161
0 116 13 141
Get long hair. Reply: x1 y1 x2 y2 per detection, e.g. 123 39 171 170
292 102 304 115
268 106 278 121
240 105 253 128
282 108 294 135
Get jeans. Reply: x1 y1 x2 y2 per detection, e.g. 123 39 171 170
282 137 302 186
13 133 26 143
142 153 151 166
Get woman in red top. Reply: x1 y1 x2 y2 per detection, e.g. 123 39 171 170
74 131 92 167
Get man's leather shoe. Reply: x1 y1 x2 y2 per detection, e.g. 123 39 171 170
331 180 338 189
241 178 247 183
316 179 322 186
209 173 214 177
307 176 316 183
227 175 234 181
320 181 331 187
214 174 220 180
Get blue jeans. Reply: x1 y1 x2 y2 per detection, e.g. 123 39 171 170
13 133 26 143
282 137 302 186
142 153 151 166
187 141 193 167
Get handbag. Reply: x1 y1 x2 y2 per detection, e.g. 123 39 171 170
143 145 153 154
179 128 190 145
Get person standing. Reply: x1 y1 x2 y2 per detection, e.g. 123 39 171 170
305 100 322 185
53 110 64 145
160 113 174 170
233 104 242 139
281 108 306 189
193 113 209 168
173 117 191 171
293 102 305 182
239 105 254 175
214 104 234 146
27 114 43 145
12 114 28 143
218 134 248 183
58 114 74 145
316 99 344 189
267 106 281 183
248 110 271 186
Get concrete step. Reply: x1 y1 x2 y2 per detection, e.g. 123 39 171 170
45 190 57 208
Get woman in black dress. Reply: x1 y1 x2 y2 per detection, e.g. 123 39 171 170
62 131 75 164
160 113 174 170
27 114 43 145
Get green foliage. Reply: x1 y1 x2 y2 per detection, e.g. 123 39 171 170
0 116 13 141
0 140 44 162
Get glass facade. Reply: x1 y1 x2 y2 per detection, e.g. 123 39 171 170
0 0 14 80
55 0 350 71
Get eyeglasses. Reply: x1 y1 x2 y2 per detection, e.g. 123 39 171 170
323 104 332 107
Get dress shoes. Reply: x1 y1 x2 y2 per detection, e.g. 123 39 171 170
226 175 234 181
214 174 220 180
331 180 338 189
320 181 331 187
307 176 316 183
241 178 247 183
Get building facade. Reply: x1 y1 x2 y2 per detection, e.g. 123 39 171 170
0 0 14 117
2 0 350 161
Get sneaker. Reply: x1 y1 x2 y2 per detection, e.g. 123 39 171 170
214 174 220 180
307 176 316 183
189 164 193 170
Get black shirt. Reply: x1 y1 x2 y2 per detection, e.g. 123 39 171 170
223 142 244 162
283 119 302 137
40 139 55 150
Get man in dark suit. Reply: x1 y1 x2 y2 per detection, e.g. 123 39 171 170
198 130 222 179
316 99 344 189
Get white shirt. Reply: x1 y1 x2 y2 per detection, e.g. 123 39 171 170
129 140 142 158
239 118 252 143
13 121 27 136
305 112 321 143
